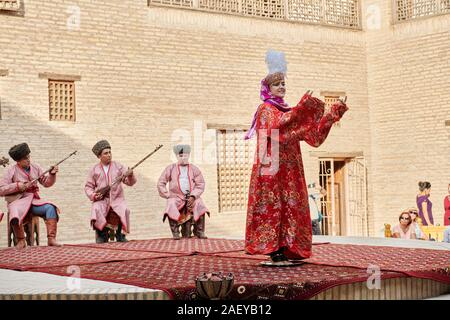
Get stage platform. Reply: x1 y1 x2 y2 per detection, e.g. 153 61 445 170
0 236 449 300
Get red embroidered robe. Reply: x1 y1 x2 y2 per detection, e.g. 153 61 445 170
245 94 347 259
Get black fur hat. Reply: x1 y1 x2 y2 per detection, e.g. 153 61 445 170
8 143 31 161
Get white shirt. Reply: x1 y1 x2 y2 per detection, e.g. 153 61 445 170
179 165 190 195
102 164 110 176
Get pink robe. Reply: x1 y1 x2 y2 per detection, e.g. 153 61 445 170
85 161 137 233
157 163 209 222
0 163 60 225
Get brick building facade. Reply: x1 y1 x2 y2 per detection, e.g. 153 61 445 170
0 0 448 246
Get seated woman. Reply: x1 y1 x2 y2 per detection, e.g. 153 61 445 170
408 208 428 240
392 211 416 240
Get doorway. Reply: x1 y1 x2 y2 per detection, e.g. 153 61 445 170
318 157 368 236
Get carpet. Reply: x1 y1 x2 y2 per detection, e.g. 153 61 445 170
0 245 184 271
1 238 448 299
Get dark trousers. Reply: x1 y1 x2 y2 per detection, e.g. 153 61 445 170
168 215 207 239
312 219 321 235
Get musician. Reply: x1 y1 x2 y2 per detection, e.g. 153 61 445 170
157 144 209 240
85 140 136 243
0 143 61 248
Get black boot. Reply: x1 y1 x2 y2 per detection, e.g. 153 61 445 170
169 219 181 240
270 248 288 262
193 215 208 239
180 219 193 238
95 228 109 244
115 224 128 242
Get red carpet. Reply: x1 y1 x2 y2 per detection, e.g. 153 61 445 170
31 255 405 300
0 245 184 271
68 238 245 254
213 243 450 284
1 238 449 299
306 243 450 284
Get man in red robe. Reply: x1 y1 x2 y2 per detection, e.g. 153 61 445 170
245 51 348 265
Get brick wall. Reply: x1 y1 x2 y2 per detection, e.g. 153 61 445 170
364 0 450 234
2 0 446 245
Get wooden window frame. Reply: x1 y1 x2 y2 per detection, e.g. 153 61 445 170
39 73 81 122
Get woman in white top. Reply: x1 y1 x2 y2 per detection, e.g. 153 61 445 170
392 211 416 240
407 208 427 240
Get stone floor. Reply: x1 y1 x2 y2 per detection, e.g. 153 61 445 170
315 235 450 250
0 269 168 300
0 236 448 300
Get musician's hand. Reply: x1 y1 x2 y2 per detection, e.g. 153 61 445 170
122 168 133 182
187 196 195 210
93 192 103 201
18 182 28 192
50 166 59 175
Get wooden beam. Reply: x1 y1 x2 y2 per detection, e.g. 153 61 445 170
309 151 364 159
207 123 250 131
38 73 81 81
0 0 20 12
0 0 25 17
0 69 8 77
320 91 346 97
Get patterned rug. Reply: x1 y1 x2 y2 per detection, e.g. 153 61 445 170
68 238 245 254
306 243 450 284
0 245 184 271
212 243 450 285
1 238 449 299
31 255 405 300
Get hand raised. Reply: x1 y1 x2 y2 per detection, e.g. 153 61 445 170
338 96 347 105
332 97 349 119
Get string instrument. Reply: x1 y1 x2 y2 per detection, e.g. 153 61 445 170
4 151 77 203
95 144 163 198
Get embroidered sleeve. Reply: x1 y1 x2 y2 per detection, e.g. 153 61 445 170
302 99 348 147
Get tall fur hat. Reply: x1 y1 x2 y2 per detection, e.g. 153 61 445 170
173 144 191 155
9 143 31 161
92 140 111 156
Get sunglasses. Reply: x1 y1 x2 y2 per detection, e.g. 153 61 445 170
400 217 411 220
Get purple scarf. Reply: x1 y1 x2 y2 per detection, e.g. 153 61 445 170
244 79 290 140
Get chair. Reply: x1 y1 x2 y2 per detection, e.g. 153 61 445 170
7 212 40 247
